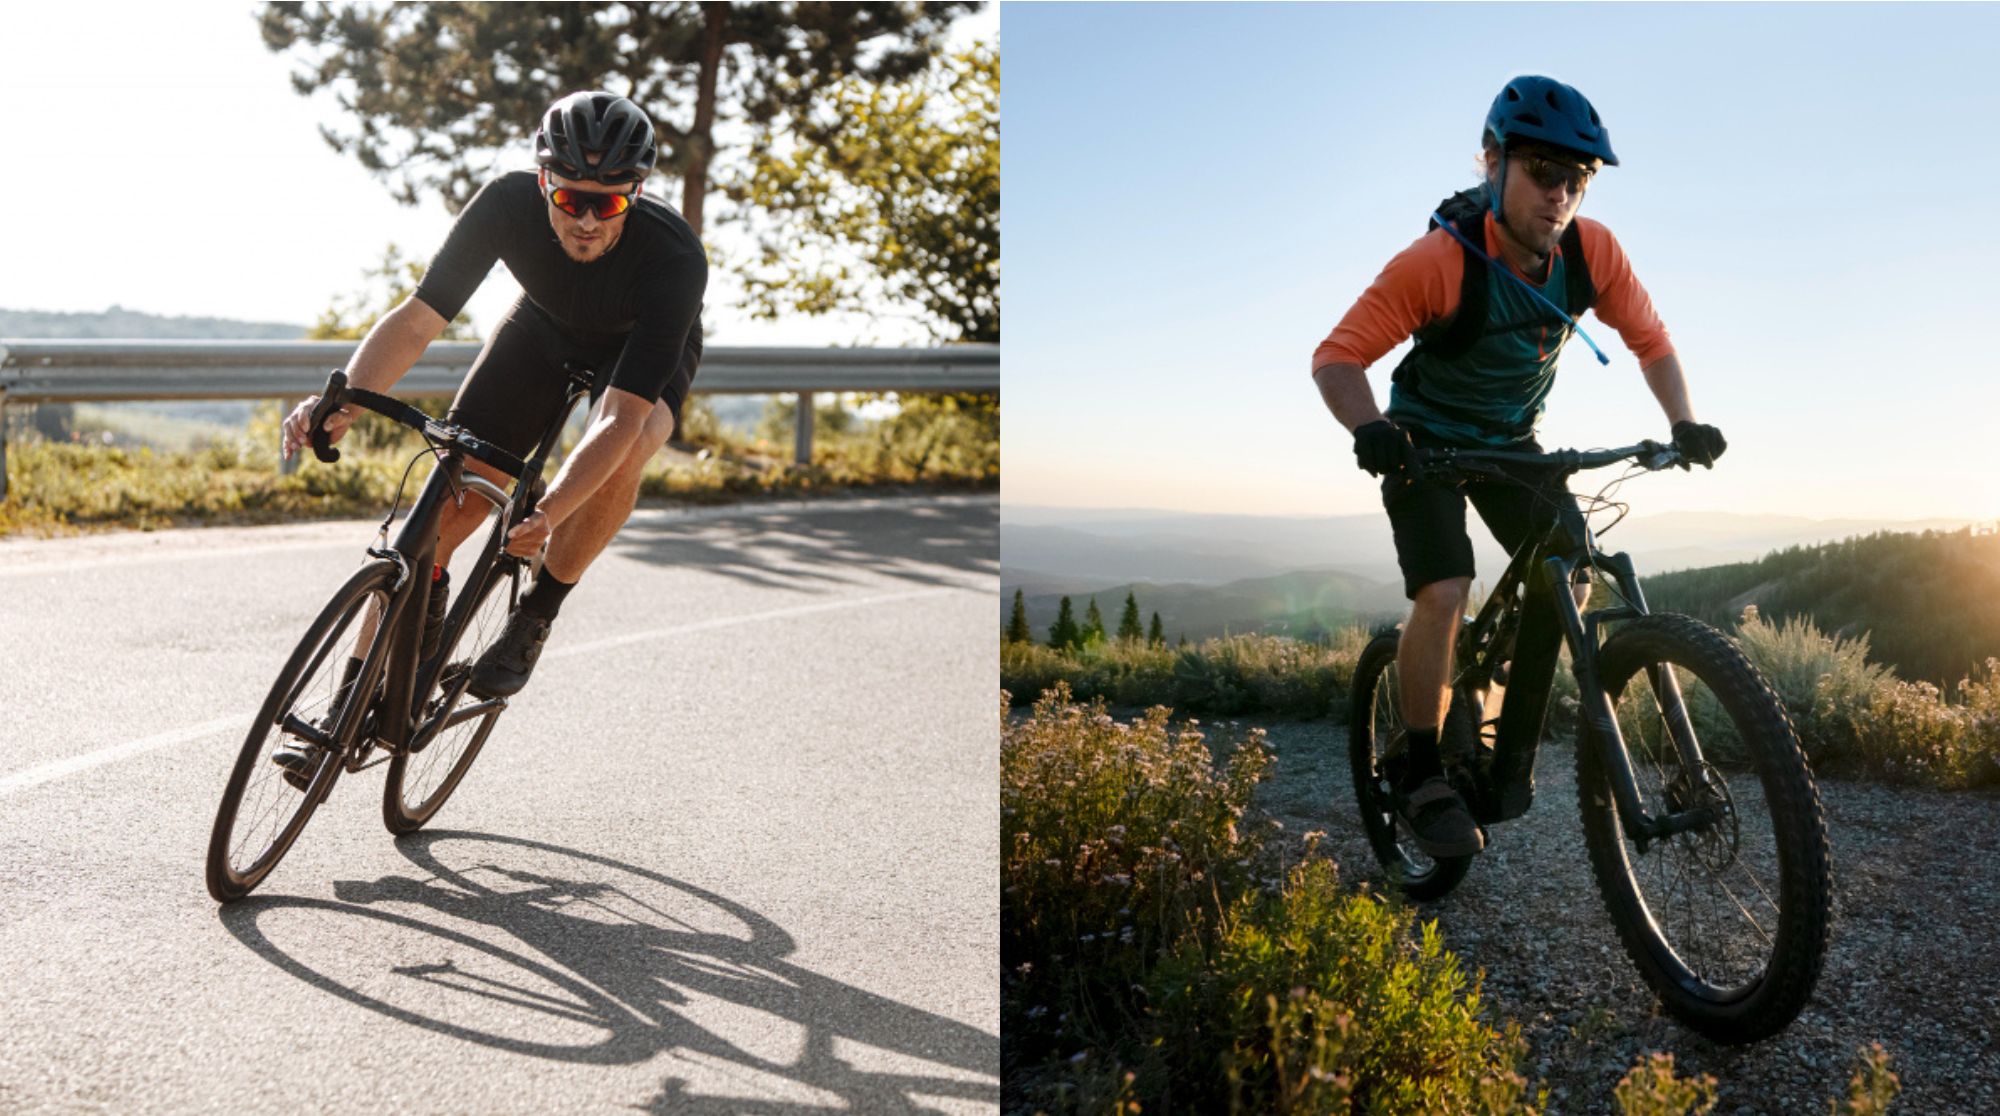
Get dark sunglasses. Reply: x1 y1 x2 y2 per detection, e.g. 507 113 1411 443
544 182 638 219
1516 153 1594 195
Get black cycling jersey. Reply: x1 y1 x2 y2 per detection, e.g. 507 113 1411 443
414 170 708 417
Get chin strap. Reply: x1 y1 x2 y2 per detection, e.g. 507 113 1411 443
1432 210 1611 367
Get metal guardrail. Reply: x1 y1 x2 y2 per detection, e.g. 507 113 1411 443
0 340 999 496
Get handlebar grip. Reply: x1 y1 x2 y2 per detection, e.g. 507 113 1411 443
307 370 349 464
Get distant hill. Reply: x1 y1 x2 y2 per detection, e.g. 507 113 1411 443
0 305 303 340
1002 505 1980 595
1013 568 1406 645
1643 526 2000 685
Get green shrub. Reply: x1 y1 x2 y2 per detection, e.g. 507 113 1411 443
1002 687 1538 1115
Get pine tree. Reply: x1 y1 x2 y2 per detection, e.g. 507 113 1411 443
1048 596 1080 652
1117 591 1143 643
1084 598 1107 647
1006 588 1031 644
1177 632 1189 649
1149 611 1165 647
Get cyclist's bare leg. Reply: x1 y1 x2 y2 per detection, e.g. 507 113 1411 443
435 457 512 569
542 398 677 582
1398 577 1470 731
342 458 508 665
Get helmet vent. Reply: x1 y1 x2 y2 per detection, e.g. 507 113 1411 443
1517 111 1544 127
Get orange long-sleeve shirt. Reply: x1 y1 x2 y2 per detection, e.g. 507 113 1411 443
1312 211 1675 373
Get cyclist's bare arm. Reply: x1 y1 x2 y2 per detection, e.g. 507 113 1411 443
1311 361 1388 433
1640 352 1696 427
501 385 658 556
281 297 451 459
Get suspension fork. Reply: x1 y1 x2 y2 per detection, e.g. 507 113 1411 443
1542 552 1713 846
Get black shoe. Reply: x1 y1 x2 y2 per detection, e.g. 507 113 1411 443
469 612 552 698
271 737 327 792
272 661 362 791
1396 777 1486 858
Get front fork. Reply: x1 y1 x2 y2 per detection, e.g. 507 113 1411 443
1542 549 1716 850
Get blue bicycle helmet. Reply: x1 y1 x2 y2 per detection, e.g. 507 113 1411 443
1484 75 1617 166
1483 76 1615 227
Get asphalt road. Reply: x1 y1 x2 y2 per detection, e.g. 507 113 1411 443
0 496 998 1115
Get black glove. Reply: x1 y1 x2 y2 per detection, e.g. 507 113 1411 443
1671 420 1727 468
1353 420 1416 477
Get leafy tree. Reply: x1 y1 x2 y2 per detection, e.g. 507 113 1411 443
1149 611 1165 648
1084 598 1107 648
1116 591 1144 643
307 243 479 341
729 44 997 343
1006 588 1031 644
258 1 978 235
1048 596 1080 652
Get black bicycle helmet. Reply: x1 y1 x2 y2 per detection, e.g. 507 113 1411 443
534 91 658 185
1484 75 1618 166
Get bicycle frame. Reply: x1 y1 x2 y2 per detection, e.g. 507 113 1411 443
325 367 596 766
1453 476 1719 850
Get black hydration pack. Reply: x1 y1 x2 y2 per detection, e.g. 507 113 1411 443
1414 184 1597 362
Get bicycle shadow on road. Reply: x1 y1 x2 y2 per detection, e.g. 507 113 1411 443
609 499 998 593
217 830 996 1114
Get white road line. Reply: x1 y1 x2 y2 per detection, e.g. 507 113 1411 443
544 586 969 660
0 584 982 798
0 715 250 797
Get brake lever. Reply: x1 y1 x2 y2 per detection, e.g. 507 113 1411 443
307 370 350 464
1636 438 1685 472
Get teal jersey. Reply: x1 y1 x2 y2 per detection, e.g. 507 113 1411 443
1385 250 1579 449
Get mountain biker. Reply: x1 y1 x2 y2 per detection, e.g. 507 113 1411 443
1309 75 1725 858
273 91 706 781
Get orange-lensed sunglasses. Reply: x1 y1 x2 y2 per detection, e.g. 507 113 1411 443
542 178 639 219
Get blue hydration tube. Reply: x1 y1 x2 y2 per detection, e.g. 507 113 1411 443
1430 212 1611 366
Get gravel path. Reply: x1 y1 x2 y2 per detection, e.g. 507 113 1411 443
1252 720 1999 1116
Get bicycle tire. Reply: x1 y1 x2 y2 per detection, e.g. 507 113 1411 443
1348 631 1474 901
382 523 522 834
207 560 398 903
1578 612 1832 1044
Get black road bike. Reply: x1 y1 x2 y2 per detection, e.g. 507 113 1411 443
1348 440 1833 1044
206 365 593 903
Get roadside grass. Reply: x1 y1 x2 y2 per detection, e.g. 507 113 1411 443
0 394 996 538
1002 686 1905 1115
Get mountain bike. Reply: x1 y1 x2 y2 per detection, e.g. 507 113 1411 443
205 364 593 903
1347 440 1833 1044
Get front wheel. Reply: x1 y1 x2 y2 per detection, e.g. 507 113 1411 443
207 560 397 902
382 526 522 834
1347 631 1473 901
1578 613 1832 1044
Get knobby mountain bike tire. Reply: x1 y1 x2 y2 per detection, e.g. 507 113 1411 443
382 517 522 835
1578 613 1832 1045
1348 631 1476 901
206 559 399 903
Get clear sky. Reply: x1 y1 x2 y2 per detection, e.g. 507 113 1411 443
0 2 995 345
1003 2 2000 521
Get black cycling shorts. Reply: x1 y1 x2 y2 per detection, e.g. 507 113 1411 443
446 295 703 460
1380 429 1580 600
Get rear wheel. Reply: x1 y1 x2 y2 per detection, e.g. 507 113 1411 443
383 525 522 834
1579 613 1832 1044
1347 631 1474 901
207 560 396 903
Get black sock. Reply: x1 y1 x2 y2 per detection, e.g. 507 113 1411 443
520 571 576 621
1404 727 1443 787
